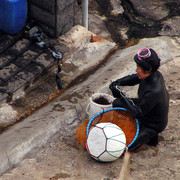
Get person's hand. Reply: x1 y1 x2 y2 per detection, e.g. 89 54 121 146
111 85 126 99
109 81 118 91
110 85 120 98
109 81 120 98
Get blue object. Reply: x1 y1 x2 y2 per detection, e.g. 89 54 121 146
0 0 27 34
86 107 140 148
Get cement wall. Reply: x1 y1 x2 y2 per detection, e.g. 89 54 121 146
28 0 80 37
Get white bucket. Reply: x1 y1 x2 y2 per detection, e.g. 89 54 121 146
86 93 115 120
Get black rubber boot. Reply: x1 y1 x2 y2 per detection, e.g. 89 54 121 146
147 134 158 146
127 125 158 152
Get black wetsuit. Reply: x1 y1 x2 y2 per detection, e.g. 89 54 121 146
111 71 169 152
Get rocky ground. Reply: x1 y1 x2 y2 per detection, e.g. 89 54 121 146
0 0 180 179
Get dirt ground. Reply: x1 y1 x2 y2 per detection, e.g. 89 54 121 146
0 42 179 180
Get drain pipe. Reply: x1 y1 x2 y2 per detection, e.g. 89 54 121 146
82 0 88 29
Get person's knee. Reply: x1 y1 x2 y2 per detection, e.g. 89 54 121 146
112 99 123 108
112 99 117 107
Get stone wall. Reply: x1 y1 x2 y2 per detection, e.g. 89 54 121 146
28 0 80 37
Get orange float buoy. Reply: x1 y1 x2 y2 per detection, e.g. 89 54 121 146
76 108 139 148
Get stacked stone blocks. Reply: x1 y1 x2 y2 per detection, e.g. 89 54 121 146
28 0 79 37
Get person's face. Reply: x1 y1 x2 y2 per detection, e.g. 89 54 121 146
136 64 151 79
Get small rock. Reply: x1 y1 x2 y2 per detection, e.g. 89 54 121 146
0 103 18 127
110 0 124 16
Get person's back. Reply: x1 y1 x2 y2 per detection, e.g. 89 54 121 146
137 71 169 132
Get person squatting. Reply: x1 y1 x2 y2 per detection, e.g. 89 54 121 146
109 48 169 152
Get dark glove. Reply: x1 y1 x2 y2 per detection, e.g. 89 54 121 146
109 81 117 91
111 88 121 98
110 85 124 98
109 80 120 91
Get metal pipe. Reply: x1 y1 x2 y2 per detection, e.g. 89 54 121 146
82 0 88 29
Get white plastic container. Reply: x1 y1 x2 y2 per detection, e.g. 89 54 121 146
86 93 115 120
